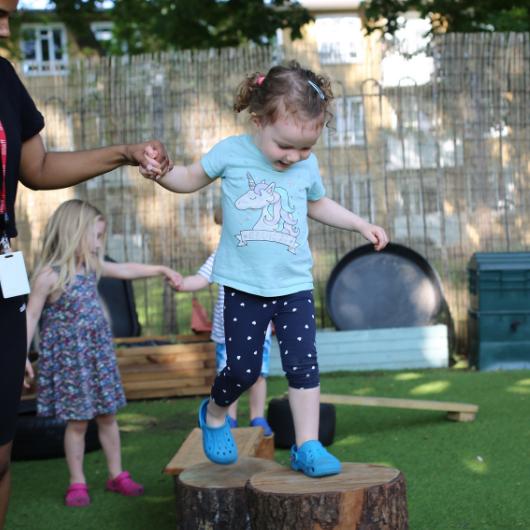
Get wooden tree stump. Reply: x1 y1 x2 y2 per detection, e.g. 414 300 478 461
246 463 408 530
175 456 284 530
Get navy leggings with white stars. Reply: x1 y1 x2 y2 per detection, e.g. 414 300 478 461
210 287 319 407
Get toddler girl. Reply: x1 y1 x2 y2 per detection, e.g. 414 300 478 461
26 199 181 505
142 61 388 477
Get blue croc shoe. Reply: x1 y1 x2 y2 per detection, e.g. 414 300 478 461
290 440 341 478
227 416 238 429
198 399 238 465
250 417 273 437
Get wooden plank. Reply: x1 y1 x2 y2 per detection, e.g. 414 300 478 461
114 333 210 345
165 427 274 475
125 385 212 400
320 393 478 422
317 338 447 355
269 325 449 375
123 377 209 391
315 325 447 344
114 335 173 345
116 350 215 366
116 342 215 356
121 367 216 383
120 359 211 374
447 411 476 422
315 353 448 372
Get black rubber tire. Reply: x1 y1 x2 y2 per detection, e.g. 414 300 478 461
267 398 336 449
12 400 101 461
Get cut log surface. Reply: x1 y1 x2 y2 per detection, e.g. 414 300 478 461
175 457 284 530
247 463 408 530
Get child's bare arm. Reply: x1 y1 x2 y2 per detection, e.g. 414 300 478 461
24 359 34 389
26 268 57 351
141 159 212 193
308 197 389 251
101 261 182 289
176 274 209 292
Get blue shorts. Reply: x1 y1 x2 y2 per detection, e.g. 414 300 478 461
216 335 271 378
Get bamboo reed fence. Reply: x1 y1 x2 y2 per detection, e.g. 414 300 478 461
13 33 530 355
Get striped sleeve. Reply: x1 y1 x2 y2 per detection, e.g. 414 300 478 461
197 252 216 281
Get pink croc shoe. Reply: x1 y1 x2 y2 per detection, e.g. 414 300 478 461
65 483 90 507
106 471 144 496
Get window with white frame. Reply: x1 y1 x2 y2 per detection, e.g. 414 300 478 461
90 21 115 54
20 24 68 76
325 96 365 147
313 16 363 65
90 21 113 43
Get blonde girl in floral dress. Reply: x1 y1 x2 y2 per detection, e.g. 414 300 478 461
26 199 181 507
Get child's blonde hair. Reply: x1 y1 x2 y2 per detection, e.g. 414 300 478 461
233 60 334 126
33 199 106 295
213 205 222 226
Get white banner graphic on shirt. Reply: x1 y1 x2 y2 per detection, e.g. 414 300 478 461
234 172 301 254
236 230 299 253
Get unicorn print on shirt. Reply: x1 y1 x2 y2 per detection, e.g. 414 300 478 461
234 172 300 253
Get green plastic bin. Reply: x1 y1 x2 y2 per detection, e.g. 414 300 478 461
468 310 530 370
468 252 530 312
468 252 530 370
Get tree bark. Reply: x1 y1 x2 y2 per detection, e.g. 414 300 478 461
175 457 284 530
246 463 408 530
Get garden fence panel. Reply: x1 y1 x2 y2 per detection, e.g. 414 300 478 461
14 34 530 354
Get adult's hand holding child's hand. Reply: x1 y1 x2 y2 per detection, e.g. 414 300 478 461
132 142 173 179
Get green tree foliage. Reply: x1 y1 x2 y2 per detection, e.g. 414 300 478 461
361 0 530 35
110 0 312 54
52 0 107 54
47 0 311 55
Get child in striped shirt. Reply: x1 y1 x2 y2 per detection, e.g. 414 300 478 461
177 209 273 436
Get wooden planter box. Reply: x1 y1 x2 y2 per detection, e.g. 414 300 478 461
115 334 216 400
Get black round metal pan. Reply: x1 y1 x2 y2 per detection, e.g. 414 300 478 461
326 243 450 331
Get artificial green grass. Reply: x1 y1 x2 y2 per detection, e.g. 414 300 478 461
6 369 530 529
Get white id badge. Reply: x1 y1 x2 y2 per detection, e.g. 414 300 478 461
0 251 31 298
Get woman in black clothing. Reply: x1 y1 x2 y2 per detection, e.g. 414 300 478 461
0 1 171 525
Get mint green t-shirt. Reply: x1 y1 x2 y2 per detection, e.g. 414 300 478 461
201 134 325 297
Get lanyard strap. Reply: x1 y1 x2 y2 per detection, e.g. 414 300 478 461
0 121 6 216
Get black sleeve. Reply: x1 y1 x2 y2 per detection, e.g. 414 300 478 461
2 58 45 141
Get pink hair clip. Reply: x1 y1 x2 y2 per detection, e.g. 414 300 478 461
256 74 266 86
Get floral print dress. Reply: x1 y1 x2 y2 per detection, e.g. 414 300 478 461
37 272 126 421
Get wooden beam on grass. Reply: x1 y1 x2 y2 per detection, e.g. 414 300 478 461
320 393 478 422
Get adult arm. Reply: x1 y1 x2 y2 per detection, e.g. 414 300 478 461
308 197 389 251
19 134 172 190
